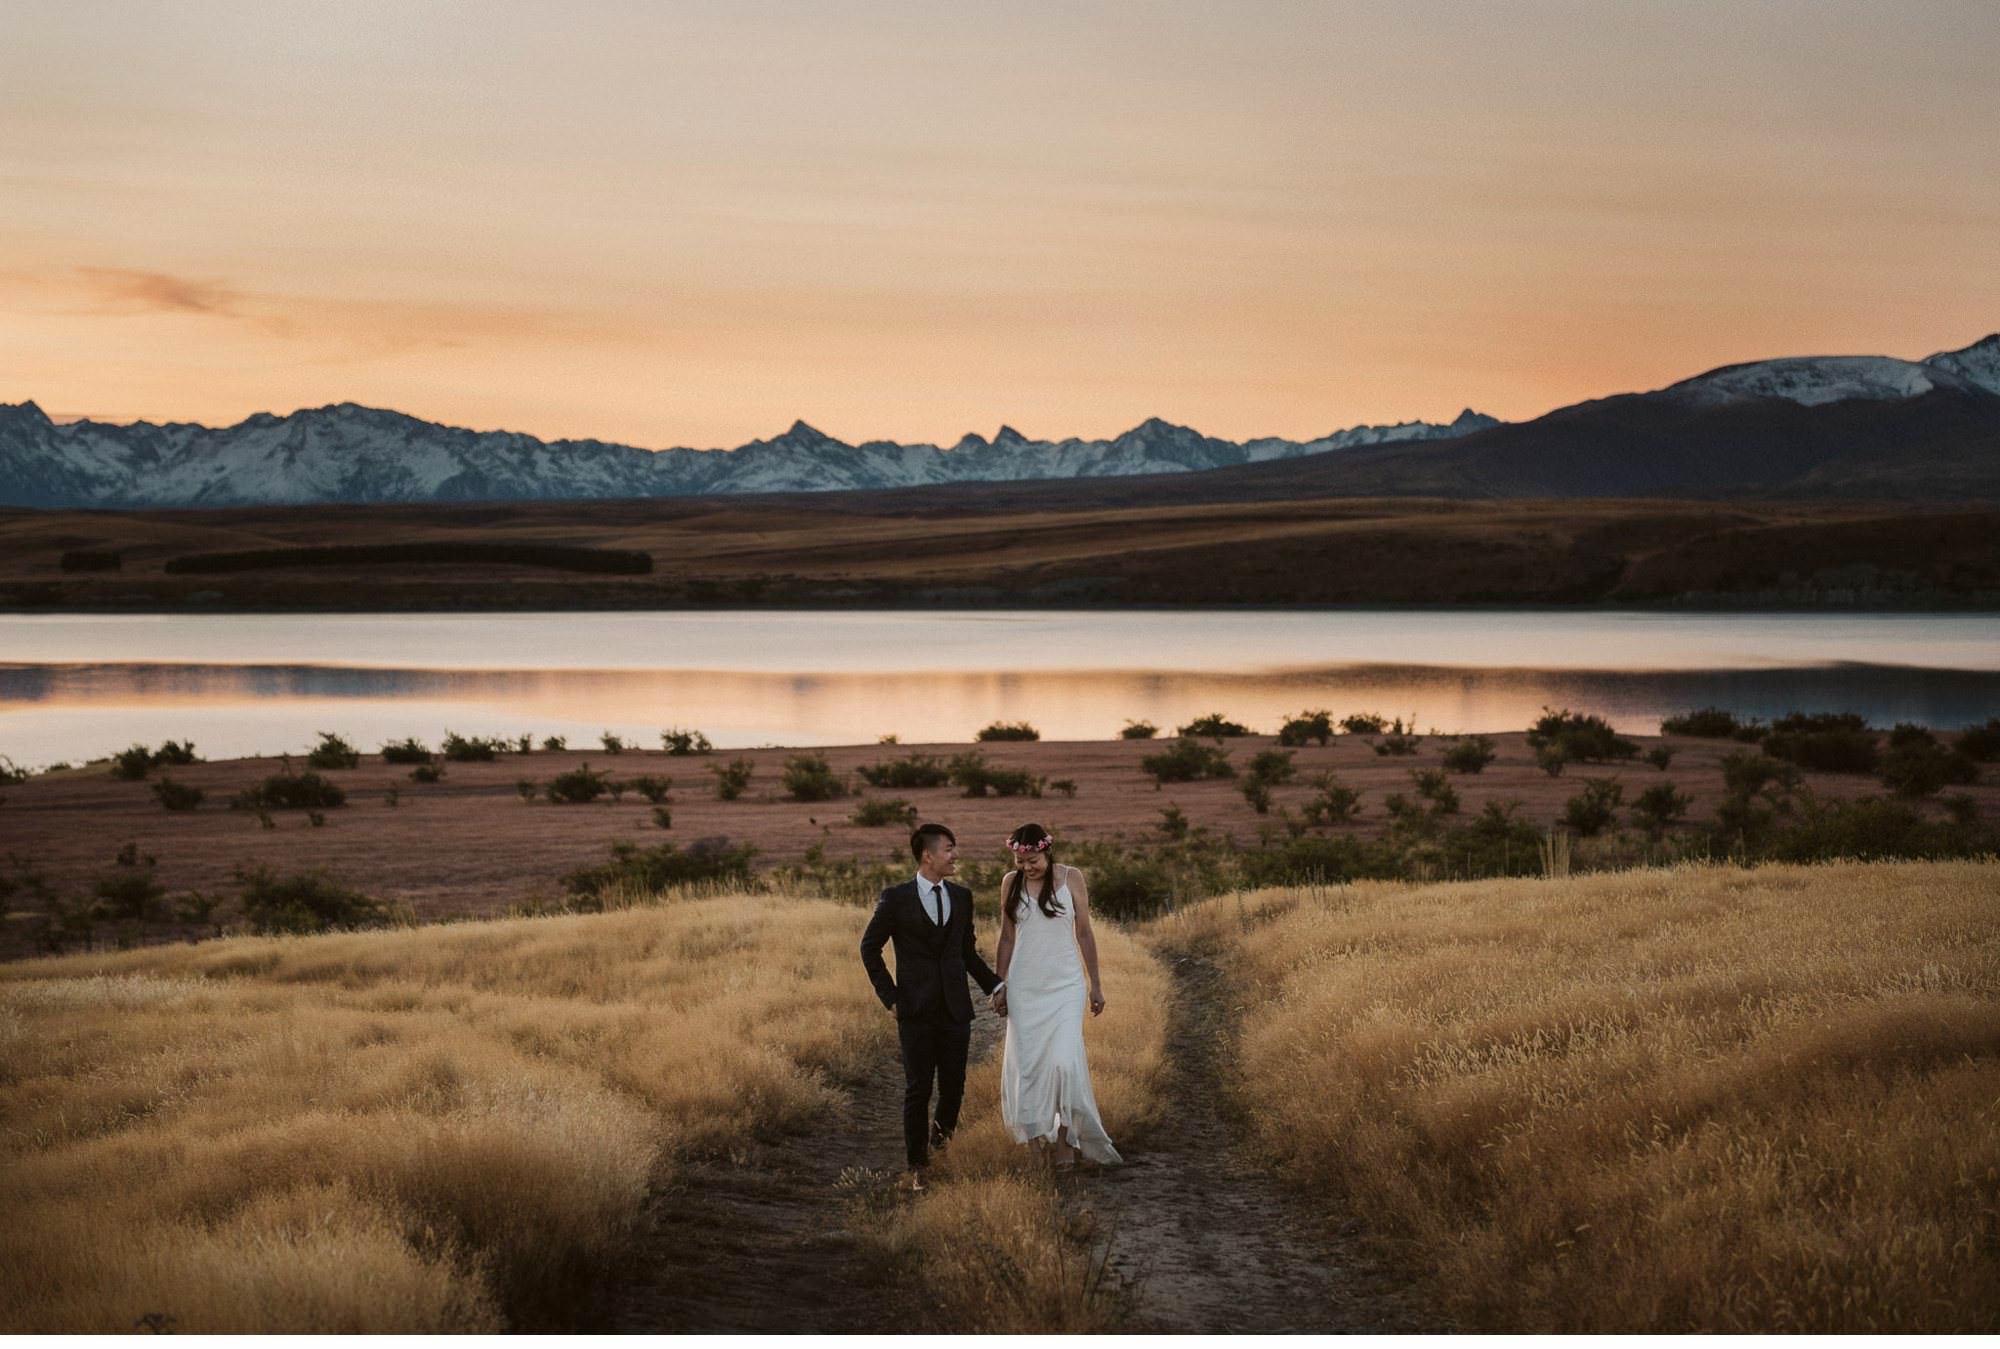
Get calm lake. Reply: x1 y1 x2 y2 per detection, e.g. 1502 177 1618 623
3 610 1998 768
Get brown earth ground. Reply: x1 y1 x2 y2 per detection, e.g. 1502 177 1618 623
4 495 1996 610
591 964 1449 1333
5 731 1992 963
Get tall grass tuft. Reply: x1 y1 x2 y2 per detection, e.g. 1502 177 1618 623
1165 861 2000 1332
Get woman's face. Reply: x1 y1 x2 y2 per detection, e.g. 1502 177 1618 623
1018 849 1049 881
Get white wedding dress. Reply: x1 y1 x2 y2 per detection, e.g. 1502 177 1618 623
999 871 1122 1164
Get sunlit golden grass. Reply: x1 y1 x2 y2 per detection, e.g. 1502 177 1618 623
0 893 889 1333
1158 860 2000 1332
858 920 1171 1332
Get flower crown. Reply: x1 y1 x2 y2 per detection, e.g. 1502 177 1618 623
1006 835 1053 855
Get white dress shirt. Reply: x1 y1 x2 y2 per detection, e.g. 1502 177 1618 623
914 873 951 926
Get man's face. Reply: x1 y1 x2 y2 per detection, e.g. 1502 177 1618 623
923 837 960 876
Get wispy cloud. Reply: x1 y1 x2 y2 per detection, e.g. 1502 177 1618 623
71 266 246 317
0 264 630 364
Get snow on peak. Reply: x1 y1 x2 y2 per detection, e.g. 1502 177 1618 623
1923 333 2000 396
0 400 53 429
1665 355 1955 408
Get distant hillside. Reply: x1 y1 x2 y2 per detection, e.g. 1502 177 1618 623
1010 334 2000 507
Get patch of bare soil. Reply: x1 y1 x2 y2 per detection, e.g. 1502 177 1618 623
583 949 1449 1333
585 1003 1005 1334
1072 947 1453 1333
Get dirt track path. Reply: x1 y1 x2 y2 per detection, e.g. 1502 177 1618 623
587 950 1448 1333
1078 947 1452 1333
587 1001 1005 1334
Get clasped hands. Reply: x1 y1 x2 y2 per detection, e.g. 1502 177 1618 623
985 986 1107 1017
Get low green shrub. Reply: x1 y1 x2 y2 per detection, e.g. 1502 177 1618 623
232 771 347 811
1441 735 1496 774
1643 746 1676 771
1763 727 1879 774
1300 772 1362 826
1247 748 1296 784
442 730 504 762
235 864 389 935
546 763 610 804
1339 713 1388 735
1560 778 1623 836
1528 707 1637 763
1178 712 1252 738
306 731 360 770
783 752 848 802
1141 737 1234 784
93 861 167 922
660 727 714 755
151 777 203 811
562 836 758 899
111 744 156 781
1276 710 1334 747
1120 720 1158 740
711 757 755 800
976 720 1040 742
1630 782 1690 837
1956 718 2000 762
1879 740 1979 799
380 737 432 764
859 753 951 789
1412 768 1460 814
1659 707 1764 740
948 751 1041 798
852 797 919 827
626 774 674 804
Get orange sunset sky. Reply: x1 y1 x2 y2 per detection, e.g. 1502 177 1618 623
2 0 1996 449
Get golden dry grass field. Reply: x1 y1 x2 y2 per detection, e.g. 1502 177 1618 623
1159 859 2000 1333
0 889 892 1332
5 860 1994 1332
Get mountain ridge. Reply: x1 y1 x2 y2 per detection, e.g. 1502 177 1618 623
2 331 1995 508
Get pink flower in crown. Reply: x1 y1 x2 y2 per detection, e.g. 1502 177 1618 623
1005 836 1053 854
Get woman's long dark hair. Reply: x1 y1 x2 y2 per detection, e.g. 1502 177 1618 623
1004 823 1063 920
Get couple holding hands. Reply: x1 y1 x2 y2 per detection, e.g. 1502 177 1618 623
860 821 1121 1189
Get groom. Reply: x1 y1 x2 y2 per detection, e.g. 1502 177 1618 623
859 822 1002 1189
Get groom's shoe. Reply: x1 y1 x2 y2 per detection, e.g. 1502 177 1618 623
904 1166 927 1193
929 1119 950 1152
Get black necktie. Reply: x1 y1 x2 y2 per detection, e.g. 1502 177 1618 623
930 883 945 926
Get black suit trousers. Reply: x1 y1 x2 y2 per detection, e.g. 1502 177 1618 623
897 1012 972 1169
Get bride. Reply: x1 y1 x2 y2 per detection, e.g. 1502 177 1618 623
991 823 1122 1168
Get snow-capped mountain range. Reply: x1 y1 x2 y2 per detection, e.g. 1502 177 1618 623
2 333 1994 508
0 402 1497 509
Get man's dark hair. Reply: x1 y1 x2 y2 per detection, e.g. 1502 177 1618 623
910 822 955 862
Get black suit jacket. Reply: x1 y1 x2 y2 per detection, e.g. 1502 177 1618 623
860 878 1001 1023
